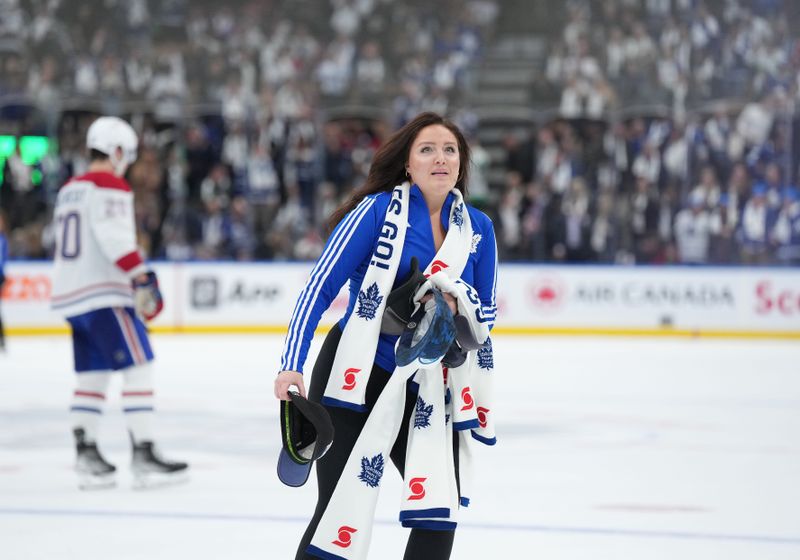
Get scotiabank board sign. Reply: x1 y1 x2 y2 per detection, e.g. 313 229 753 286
2 262 799 336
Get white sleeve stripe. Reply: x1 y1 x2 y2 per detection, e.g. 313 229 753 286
282 196 370 368
283 196 374 370
281 197 375 371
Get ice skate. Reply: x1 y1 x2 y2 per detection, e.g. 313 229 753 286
131 439 189 490
74 428 116 490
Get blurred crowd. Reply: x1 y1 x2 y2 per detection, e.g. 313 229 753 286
542 0 797 120
500 0 800 265
0 0 498 260
1 0 799 266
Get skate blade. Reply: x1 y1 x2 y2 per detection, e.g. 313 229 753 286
132 470 189 491
78 473 117 491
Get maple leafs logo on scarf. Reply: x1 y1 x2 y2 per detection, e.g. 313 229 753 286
470 233 482 254
477 339 494 370
414 396 434 429
452 203 465 231
356 282 383 320
358 453 385 488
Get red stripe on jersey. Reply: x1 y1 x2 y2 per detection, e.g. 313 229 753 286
74 391 106 400
51 281 132 302
68 171 131 192
122 391 154 397
116 251 143 272
115 309 145 364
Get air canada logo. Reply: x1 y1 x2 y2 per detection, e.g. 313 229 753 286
529 276 565 310
414 396 434 429
342 368 360 391
332 526 357 548
452 203 464 230
477 406 490 428
358 453 384 488
356 282 383 320
461 387 474 411
477 340 493 370
408 477 427 500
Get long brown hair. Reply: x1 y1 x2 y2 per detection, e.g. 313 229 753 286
327 112 471 232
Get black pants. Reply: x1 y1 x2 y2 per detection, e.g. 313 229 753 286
296 325 458 560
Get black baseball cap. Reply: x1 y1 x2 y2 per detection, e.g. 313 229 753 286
278 391 334 487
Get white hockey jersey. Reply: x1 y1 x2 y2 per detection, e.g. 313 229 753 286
51 171 147 317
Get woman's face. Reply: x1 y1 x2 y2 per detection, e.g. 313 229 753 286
406 124 460 202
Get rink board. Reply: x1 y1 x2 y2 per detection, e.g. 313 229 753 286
2 262 799 338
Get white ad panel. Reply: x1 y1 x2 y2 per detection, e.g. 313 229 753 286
500 266 800 332
2 262 799 335
174 263 349 328
1 262 62 328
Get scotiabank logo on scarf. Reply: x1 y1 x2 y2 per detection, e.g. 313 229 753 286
427 260 449 276
408 477 427 500
342 368 360 390
461 387 474 411
477 406 490 428
332 526 357 548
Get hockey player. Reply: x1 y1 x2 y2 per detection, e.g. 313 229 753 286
51 116 188 490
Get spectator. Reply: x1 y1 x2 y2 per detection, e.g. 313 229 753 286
674 191 713 264
771 188 800 265
739 184 773 263
629 177 661 263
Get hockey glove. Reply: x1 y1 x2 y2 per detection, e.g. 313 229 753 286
380 257 427 335
133 271 164 321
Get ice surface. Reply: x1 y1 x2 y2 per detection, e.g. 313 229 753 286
1 334 799 559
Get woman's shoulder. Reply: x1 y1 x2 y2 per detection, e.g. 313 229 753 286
360 190 393 214
369 190 393 204
466 203 495 233
340 191 390 223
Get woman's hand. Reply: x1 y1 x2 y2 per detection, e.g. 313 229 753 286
442 292 457 315
275 370 306 400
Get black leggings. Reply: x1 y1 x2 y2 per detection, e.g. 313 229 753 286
296 324 458 560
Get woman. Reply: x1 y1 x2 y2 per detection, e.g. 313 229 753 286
275 112 498 560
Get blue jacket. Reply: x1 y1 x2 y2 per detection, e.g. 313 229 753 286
280 185 498 374
0 231 7 277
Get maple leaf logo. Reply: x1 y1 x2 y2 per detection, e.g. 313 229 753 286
477 339 494 370
452 203 464 230
358 453 385 488
470 233 482 254
356 282 383 320
414 396 434 429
